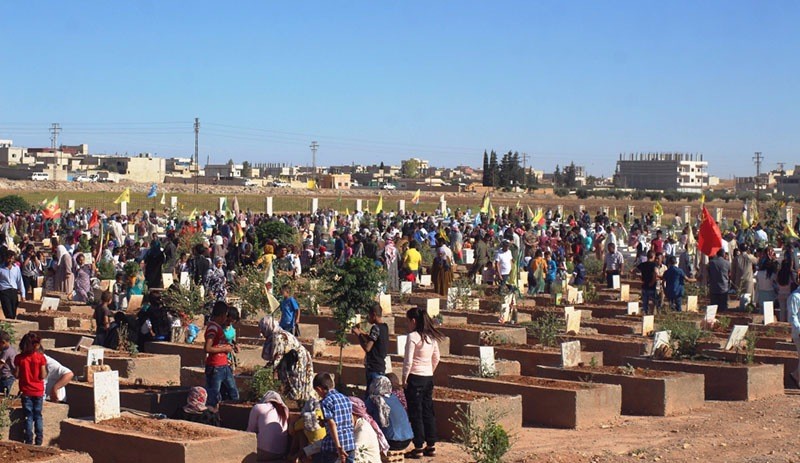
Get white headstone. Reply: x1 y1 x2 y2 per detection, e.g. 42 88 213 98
120 201 128 216
265 197 273 216
566 310 581 334
311 197 319 213
725 325 749 350
218 197 226 212
74 336 94 352
560 340 581 368
473 273 481 285
627 302 640 315
93 370 121 422
576 291 584 304
68 199 76 212
652 330 671 356
439 196 447 215
32 287 43 301
170 196 178 209
763 301 775 325
180 271 190 289
424 298 440 317
620 284 630 302
162 273 174 289
478 346 496 375
464 248 475 265
686 295 699 312
557 205 564 217
704 305 718 326
355 199 363 212
612 275 621 290
40 297 59 312
400 281 412 295
564 306 575 316
419 275 432 287
379 293 392 315
398 200 406 212
87 346 105 367
641 315 655 336
715 207 723 224
397 335 407 355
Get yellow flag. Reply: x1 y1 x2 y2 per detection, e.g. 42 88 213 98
515 200 520 210
411 189 421 205
480 193 491 214
653 201 663 216
526 205 534 219
489 203 496 220
113 188 130 204
700 192 705 205
784 224 799 240
345 207 350 216
375 194 383 214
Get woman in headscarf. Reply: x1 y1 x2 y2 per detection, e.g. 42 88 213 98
383 238 400 292
175 386 220 426
72 253 95 303
366 376 413 451
144 239 165 289
259 316 314 401
246 391 290 461
431 238 454 297
205 257 228 302
349 397 388 463
54 244 75 296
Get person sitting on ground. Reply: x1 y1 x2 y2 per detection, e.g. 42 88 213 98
247 390 291 461
385 373 407 410
366 376 413 451
350 396 387 463
176 386 220 426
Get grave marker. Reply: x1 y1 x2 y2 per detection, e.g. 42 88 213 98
42 238 51 248
162 273 174 289
40 297 59 312
478 346 496 376
612 275 621 290
398 199 406 212
424 298 440 317
311 197 319 213
641 315 655 336
180 271 190 289
473 273 482 285
620 284 630 302
652 330 671 356
566 285 579 304
704 305 718 327
87 346 105 367
355 199 363 211
74 337 94 352
265 197 273 216
93 370 121 422
419 275 432 287
576 291 584 304
397 335 407 355
763 301 775 325
464 249 475 265
171 196 178 209
627 302 640 315
566 310 581 334
560 340 581 368
400 281 412 295
379 293 392 315
686 295 698 312
564 306 575 316
32 287 43 301
126 294 144 313
725 325 749 350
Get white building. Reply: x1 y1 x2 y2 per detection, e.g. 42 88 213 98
614 153 709 193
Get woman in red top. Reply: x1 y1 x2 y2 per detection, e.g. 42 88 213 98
14 332 47 445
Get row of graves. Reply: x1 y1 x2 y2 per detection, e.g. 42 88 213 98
0 239 794 462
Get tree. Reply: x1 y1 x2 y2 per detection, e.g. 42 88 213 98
402 159 420 178
564 162 577 188
379 161 385 172
488 151 499 187
553 165 563 187
0 195 31 215
242 161 253 178
255 221 300 248
482 151 490 186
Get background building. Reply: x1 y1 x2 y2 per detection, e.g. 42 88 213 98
614 152 708 193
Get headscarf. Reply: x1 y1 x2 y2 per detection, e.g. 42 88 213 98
259 316 280 361
184 386 208 414
260 390 289 426
349 397 389 455
367 376 392 428
56 245 69 262
384 239 397 265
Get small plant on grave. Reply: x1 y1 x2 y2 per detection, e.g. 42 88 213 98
617 364 636 376
716 315 732 332
231 265 275 320
583 281 599 303
479 331 509 347
525 313 564 348
162 280 210 323
449 276 477 311
589 356 598 368
0 320 16 344
476 361 499 379
245 366 281 402
659 313 707 359
745 302 756 314
451 405 513 463
117 323 138 357
743 331 759 365
0 395 17 435
765 328 777 338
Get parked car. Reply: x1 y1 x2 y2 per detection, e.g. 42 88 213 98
271 181 290 187
382 183 397 190
30 172 50 181
75 174 99 183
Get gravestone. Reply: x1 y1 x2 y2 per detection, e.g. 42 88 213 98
42 238 51 248
763 301 775 325
715 207 723 224
474 273 482 285
464 249 475 265
566 285 579 304
400 281 412 295
652 330 671 356
171 196 178 209
627 302 640 315
162 273 174 289
612 275 621 290
620 284 630 302
725 325 749 350
439 196 447 215
397 335 407 355
565 310 581 334
354 199 362 212
93 370 121 423
86 346 105 367
560 341 581 368
419 275 432 287
398 200 406 213
311 198 319 213
218 197 226 212
379 293 392 315
704 305 718 326
126 295 144 313
686 295 698 312
557 205 564 217
40 297 59 312
425 298 440 317
120 201 127 216
627 205 635 222
683 206 691 225
641 315 655 336
478 346 496 376
180 272 190 289
265 197 273 216
74 337 94 352
32 288 43 301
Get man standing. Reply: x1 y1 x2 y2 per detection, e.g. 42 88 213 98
0 250 25 319
602 243 624 289
634 251 658 315
494 240 513 287
663 255 696 312
707 249 731 311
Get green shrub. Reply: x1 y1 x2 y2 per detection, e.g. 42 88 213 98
659 313 706 359
245 367 281 402
0 320 16 344
255 221 300 248
451 405 512 463
525 313 564 347
97 258 117 280
0 195 31 215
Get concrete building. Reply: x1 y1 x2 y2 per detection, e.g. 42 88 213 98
205 161 243 179
777 166 800 197
165 157 198 177
0 140 35 166
256 162 300 180
92 154 166 183
614 152 708 193
319 173 352 190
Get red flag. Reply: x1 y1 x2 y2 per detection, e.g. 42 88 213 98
88 209 99 230
698 205 723 257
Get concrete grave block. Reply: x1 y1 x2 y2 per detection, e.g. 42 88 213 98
620 284 630 302
686 295 698 312
87 346 105 366
421 298 440 317
725 325 749 351
627 302 640 315
400 281 412 295
566 310 581 334
612 275 621 290
40 297 59 311
641 315 654 336
560 341 581 368
763 301 775 325
74 336 94 352
93 370 121 422
479 346 496 376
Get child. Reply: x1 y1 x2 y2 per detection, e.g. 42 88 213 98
14 332 47 445
385 372 407 410
279 285 300 335
0 331 17 395
204 301 239 410
112 272 127 311
313 373 355 463
94 291 113 346
352 303 389 389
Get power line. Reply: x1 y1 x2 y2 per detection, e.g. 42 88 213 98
194 117 200 194
753 151 763 204
310 141 319 184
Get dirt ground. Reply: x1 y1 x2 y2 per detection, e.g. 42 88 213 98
437 389 800 463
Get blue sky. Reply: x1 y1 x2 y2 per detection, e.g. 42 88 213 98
1 1 797 178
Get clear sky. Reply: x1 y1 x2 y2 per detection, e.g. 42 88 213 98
1 1 797 178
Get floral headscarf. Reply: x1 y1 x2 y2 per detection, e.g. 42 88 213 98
184 386 208 414
367 376 392 428
349 397 389 455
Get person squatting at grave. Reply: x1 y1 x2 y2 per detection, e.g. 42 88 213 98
259 315 315 402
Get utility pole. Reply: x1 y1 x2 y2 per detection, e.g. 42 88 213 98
520 152 530 188
310 141 318 187
753 151 763 205
50 123 61 180
194 117 200 194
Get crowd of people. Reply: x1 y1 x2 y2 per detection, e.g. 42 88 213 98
1 201 800 459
